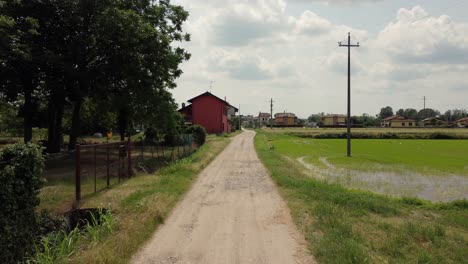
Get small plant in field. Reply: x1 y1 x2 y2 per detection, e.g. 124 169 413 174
29 207 116 263
30 227 81 264
86 208 115 242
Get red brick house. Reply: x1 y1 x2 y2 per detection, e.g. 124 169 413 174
179 92 238 134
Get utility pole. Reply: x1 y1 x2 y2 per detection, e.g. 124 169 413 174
423 96 426 110
339 32 359 157
270 98 274 129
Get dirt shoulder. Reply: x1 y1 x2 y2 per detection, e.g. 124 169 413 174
131 130 315 264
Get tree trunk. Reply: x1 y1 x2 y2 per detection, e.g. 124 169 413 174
47 93 65 153
118 108 128 142
23 86 33 143
68 100 83 150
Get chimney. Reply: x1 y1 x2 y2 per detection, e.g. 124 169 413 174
182 103 186 108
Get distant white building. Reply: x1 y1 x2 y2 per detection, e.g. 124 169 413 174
258 112 271 124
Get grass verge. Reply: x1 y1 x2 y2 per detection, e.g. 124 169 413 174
255 130 468 263
43 134 234 263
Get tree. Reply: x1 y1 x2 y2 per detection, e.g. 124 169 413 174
0 1 42 143
1 0 191 152
443 109 467 122
308 113 323 126
355 113 378 127
404 108 418 120
417 108 440 121
396 108 405 117
378 106 393 119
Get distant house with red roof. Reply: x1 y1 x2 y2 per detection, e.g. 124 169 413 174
381 115 416 128
453 117 468 128
179 92 238 134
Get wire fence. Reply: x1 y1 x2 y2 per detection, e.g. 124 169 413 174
1 134 196 206
74 134 194 201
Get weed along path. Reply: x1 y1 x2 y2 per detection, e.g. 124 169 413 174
131 130 314 264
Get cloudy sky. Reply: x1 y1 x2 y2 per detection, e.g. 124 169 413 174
171 0 468 118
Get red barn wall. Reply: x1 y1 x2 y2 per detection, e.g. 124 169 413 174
192 96 228 134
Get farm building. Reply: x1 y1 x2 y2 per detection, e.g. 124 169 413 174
274 112 297 126
420 117 448 127
322 114 347 126
258 112 271 125
179 92 238 134
453 117 468 128
382 115 416 128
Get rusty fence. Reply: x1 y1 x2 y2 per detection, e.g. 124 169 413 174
74 134 194 201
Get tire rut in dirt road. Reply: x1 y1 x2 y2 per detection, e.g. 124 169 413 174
131 130 315 264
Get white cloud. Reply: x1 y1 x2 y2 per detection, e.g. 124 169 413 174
173 1 468 117
376 6 468 64
289 10 332 35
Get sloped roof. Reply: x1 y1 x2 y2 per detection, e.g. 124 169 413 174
186 91 238 111
258 112 271 117
421 117 447 123
322 114 346 118
454 117 468 123
178 104 192 112
383 115 415 122
275 112 297 118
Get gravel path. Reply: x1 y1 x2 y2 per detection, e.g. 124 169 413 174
131 130 314 264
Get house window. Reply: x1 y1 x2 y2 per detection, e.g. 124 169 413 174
402 122 405 126
409 122 413 127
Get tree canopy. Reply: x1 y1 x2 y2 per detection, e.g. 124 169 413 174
0 0 190 152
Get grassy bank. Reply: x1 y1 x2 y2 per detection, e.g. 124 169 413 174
40 134 234 263
255 130 468 263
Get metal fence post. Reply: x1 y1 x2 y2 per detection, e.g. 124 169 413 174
106 143 110 188
128 137 132 178
75 144 81 201
118 145 122 183
94 145 97 193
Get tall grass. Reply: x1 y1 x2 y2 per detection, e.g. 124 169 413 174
29 208 115 264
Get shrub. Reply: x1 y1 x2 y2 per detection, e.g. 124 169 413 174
0 143 45 263
187 125 206 146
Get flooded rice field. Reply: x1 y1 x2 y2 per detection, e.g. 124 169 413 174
296 156 468 202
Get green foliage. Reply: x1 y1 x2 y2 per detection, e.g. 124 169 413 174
379 106 394 119
187 125 206 146
31 227 82 264
30 208 115 263
0 143 44 263
0 102 22 136
1 0 191 150
254 131 468 263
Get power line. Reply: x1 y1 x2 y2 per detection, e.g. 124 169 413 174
338 33 359 158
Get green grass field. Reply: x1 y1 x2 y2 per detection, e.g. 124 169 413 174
273 134 468 175
262 131 468 202
255 130 468 263
264 127 468 136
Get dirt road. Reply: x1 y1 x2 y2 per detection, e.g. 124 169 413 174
131 130 314 264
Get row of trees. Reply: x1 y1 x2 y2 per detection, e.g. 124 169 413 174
0 0 190 152
307 107 467 127
378 106 467 122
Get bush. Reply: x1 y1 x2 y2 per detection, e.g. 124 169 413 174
187 125 206 146
0 143 45 263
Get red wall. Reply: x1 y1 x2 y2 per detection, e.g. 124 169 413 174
191 95 229 134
